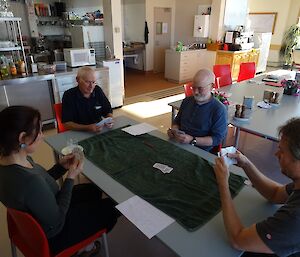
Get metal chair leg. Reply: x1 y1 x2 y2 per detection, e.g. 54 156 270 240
10 242 17 257
101 233 109 257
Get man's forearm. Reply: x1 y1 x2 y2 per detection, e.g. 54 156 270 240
63 121 91 132
218 182 244 248
194 136 213 146
242 160 286 203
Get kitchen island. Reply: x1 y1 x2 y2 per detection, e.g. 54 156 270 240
0 66 109 124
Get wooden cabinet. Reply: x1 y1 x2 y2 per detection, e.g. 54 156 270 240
215 49 260 80
165 49 206 83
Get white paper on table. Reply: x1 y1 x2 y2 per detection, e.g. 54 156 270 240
116 195 175 239
121 123 157 136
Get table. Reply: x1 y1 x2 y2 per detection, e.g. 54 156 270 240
168 74 300 146
45 116 278 257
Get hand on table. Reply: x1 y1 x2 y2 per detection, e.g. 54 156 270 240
175 133 193 144
88 124 103 133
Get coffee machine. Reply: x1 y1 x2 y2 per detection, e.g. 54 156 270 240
225 30 254 51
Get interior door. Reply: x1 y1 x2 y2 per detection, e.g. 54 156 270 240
153 7 172 73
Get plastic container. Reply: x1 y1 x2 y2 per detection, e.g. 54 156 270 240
42 64 56 74
53 61 67 71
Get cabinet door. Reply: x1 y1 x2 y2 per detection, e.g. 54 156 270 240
232 54 242 80
6 81 54 122
216 52 233 66
0 86 8 111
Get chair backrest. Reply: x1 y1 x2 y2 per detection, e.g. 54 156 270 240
7 208 51 257
237 62 256 82
213 64 232 87
53 103 68 133
183 82 194 97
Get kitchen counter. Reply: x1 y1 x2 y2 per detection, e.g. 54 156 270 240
0 65 109 86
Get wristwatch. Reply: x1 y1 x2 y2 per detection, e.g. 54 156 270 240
190 137 197 146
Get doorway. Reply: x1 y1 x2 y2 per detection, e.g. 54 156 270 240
153 7 172 73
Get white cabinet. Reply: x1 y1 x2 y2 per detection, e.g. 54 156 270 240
165 49 206 83
193 15 209 38
253 32 272 73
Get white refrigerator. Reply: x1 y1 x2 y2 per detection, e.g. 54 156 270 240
102 59 124 108
253 32 272 73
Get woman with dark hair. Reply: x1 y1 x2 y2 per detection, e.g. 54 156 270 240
0 106 118 257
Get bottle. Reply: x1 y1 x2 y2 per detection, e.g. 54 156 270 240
10 62 17 76
18 60 26 76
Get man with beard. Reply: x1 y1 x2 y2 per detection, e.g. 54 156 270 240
214 118 300 257
62 66 113 133
167 69 227 152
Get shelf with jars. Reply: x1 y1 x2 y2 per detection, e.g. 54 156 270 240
0 17 28 77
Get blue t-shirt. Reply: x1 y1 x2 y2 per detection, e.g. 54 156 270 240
174 96 227 151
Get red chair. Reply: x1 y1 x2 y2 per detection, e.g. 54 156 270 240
53 103 68 133
183 82 194 97
213 64 232 87
7 208 109 257
237 62 256 82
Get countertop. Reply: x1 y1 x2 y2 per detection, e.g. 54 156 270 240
0 65 108 86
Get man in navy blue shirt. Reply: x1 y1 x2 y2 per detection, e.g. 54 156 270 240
167 69 227 152
62 66 113 132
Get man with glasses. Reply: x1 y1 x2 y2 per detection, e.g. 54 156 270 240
62 66 113 132
167 69 227 152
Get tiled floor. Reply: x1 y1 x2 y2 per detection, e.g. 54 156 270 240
0 68 289 257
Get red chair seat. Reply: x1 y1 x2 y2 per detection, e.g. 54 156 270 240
183 82 193 97
53 103 68 133
237 62 256 82
7 208 108 257
213 64 232 87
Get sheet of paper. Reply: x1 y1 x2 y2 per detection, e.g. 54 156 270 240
116 195 175 239
122 123 157 136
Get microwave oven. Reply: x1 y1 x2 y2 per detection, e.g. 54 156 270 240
63 48 96 67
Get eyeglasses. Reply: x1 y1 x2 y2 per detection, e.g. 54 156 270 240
82 79 97 86
192 83 212 91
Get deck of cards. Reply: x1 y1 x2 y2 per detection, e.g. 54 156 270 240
220 146 238 167
153 163 173 174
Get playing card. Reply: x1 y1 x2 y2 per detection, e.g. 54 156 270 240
220 146 237 167
153 163 173 174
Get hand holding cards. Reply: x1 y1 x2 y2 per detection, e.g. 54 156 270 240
96 117 113 127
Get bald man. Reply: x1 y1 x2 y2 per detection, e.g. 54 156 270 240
167 69 227 152
62 66 113 132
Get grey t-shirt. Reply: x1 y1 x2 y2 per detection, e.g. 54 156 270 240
0 157 73 238
256 183 300 257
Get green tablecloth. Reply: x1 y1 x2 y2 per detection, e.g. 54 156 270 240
79 127 245 231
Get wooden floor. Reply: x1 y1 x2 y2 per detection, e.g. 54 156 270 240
124 68 180 97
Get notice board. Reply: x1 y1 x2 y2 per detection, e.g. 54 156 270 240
249 12 277 34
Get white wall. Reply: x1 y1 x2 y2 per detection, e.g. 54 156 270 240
122 0 145 43
174 0 212 45
248 0 293 64
145 0 176 71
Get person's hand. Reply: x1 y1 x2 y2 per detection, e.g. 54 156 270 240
104 118 114 129
175 133 193 144
167 128 175 139
59 153 76 170
67 158 84 179
214 157 230 186
227 150 249 168
88 124 103 133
